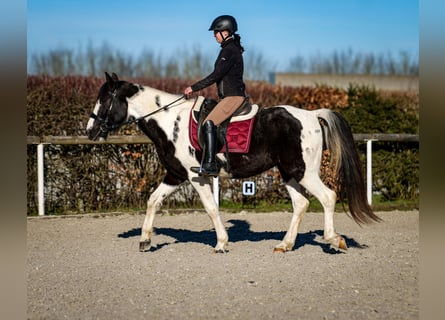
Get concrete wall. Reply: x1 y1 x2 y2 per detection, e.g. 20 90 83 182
271 73 418 92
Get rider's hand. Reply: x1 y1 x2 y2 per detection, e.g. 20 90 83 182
184 87 193 97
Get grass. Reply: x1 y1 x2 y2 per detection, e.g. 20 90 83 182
218 194 418 213
28 194 418 216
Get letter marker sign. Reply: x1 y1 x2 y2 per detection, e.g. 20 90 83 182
242 181 256 196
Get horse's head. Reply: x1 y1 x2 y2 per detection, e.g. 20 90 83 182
86 72 140 140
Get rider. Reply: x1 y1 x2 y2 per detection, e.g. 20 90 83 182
184 15 246 177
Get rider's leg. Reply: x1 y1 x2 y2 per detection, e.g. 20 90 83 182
191 120 218 176
204 96 245 125
191 96 244 176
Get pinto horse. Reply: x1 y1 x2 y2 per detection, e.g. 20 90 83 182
86 72 381 253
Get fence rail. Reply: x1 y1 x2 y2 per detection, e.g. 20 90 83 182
27 135 152 145
27 134 419 216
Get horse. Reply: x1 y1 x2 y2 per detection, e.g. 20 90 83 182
86 72 381 253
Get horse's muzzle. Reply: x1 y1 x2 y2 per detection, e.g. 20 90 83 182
86 127 107 141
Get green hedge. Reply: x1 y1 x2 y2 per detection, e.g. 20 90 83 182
342 85 418 134
27 76 418 214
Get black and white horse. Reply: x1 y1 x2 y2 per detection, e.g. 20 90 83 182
86 72 381 253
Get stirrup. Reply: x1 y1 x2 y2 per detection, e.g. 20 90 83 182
190 165 218 177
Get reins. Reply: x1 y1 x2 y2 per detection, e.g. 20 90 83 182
125 94 187 126
90 94 187 133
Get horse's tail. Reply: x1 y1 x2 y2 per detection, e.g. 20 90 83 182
314 109 382 225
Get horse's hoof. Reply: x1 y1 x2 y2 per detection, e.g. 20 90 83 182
338 237 348 250
139 240 151 252
213 248 228 254
273 247 286 253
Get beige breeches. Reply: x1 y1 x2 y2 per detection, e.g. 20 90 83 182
204 96 245 126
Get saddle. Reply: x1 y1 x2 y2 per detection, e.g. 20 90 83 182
189 96 259 154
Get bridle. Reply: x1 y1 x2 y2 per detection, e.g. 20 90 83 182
90 91 187 136
89 89 121 134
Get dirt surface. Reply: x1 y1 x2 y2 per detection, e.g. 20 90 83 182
27 210 418 319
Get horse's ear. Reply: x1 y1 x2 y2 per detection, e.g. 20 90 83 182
105 72 113 84
105 72 118 91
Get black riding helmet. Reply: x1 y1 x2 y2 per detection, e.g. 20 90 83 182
208 15 238 35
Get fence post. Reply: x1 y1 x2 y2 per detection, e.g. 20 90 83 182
37 143 45 216
366 139 373 205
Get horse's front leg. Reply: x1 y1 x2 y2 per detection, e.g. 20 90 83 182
139 182 178 252
190 176 228 253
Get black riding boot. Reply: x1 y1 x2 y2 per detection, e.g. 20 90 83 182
191 120 219 177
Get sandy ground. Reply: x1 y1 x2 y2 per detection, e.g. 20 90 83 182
27 210 418 319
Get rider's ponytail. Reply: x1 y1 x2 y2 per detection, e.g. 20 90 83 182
233 33 245 53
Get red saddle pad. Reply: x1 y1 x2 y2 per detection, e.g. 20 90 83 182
189 111 255 153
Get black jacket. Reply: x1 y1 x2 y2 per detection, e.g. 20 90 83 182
191 38 246 99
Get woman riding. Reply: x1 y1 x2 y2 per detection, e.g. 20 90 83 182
184 15 246 177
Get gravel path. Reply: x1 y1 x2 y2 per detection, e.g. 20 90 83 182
27 210 419 319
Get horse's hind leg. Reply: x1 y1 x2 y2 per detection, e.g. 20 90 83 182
299 173 347 250
139 182 178 252
274 179 309 252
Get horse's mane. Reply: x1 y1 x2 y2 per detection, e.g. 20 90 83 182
139 85 183 100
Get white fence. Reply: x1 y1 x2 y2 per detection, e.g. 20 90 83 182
27 134 419 216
